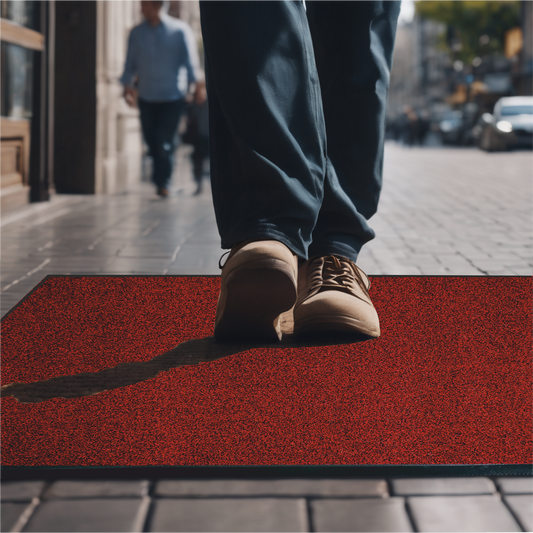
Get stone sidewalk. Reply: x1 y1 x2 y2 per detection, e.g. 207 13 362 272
1 143 531 318
1 143 532 532
2 477 533 532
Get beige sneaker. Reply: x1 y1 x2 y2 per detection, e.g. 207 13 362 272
294 255 380 338
215 240 298 341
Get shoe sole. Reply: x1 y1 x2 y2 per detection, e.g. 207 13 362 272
215 259 297 342
294 314 380 339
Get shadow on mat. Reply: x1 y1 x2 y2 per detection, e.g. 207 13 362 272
0 332 371 404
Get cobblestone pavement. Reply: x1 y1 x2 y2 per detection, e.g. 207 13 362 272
2 477 532 532
364 144 532 276
1 143 531 318
1 143 532 532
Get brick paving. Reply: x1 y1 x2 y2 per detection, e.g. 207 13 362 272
2 477 532 532
1 143 532 531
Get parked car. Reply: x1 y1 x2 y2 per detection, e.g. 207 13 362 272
439 110 464 145
476 96 533 151
437 103 480 146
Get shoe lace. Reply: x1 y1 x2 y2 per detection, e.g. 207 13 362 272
307 255 370 301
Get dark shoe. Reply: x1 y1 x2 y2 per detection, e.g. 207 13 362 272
215 240 298 341
157 188 169 197
294 255 380 338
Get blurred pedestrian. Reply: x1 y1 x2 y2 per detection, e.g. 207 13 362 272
120 0 197 198
200 1 400 342
401 105 419 146
183 79 209 195
416 109 431 146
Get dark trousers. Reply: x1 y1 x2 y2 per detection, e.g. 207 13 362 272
191 136 210 186
200 0 400 262
138 98 185 190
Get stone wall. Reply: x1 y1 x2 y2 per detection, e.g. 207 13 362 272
95 0 144 195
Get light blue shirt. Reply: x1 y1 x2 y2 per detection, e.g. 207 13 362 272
120 13 197 102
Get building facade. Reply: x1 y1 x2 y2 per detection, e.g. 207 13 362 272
55 0 200 194
1 0 202 210
514 0 532 95
95 1 145 195
1 1 50 210
388 17 450 122
96 0 202 195
388 21 420 118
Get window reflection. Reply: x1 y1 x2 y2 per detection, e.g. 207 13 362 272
0 42 34 119
1 0 37 30
0 1 38 118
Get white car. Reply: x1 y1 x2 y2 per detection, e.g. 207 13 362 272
479 96 533 151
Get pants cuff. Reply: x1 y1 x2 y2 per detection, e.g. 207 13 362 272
221 226 307 261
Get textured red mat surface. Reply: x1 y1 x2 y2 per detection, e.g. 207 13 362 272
1 276 531 466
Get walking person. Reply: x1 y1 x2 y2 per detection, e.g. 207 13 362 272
120 0 197 197
200 1 400 342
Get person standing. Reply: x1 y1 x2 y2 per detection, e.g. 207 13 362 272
200 1 400 341
120 0 197 197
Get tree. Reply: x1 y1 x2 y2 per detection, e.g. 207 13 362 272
414 1 521 65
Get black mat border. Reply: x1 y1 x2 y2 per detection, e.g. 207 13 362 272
3 276 531 479
2 465 532 481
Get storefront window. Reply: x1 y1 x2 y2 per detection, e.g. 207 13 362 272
1 0 38 30
0 42 34 118
0 1 38 118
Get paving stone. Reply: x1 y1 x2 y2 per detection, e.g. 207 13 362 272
496 477 533 494
149 497 307 532
1 481 47 501
43 480 148 499
45 257 116 268
1 501 34 532
155 479 387 497
377 265 422 275
391 477 496 496
100 257 171 273
118 244 181 258
510 267 533 275
22 498 143 532
189 231 221 246
505 494 533 532
407 495 521 532
310 497 412 532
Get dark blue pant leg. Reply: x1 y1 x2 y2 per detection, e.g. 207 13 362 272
200 0 326 259
139 99 185 190
154 99 185 189
306 1 401 262
200 1 399 261
138 98 157 162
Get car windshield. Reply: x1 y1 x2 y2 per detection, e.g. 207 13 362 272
500 105 533 116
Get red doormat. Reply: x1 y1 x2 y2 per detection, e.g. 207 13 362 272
1 276 531 467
